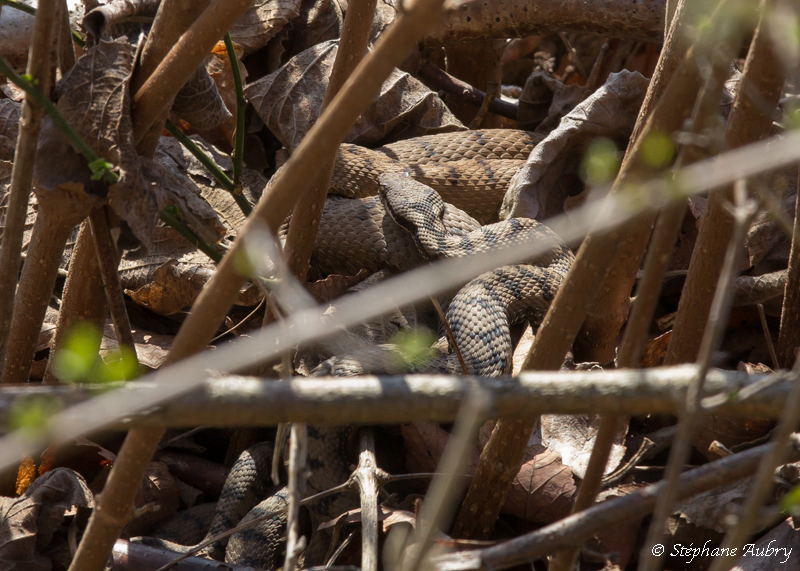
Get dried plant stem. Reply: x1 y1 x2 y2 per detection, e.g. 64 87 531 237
42 222 107 385
417 61 518 120
55 0 75 73
132 0 211 156
574 0 747 364
166 0 448 375
164 120 235 192
282 0 378 282
223 33 247 200
707 357 800 571
355 429 382 571
433 436 800 571
398 390 490 571
778 174 800 367
638 181 758 571
757 303 779 370
283 423 307 571
131 0 252 145
426 0 666 45
665 2 786 365
451 0 725 540
550 204 689 570
88 207 137 357
68 426 166 571
0 0 58 378
3 192 97 384
547 415 623 571
76 3 448 570
0 366 794 428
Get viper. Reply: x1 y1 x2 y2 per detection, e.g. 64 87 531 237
143 129 573 568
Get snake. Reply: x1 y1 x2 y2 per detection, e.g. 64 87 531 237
142 129 572 568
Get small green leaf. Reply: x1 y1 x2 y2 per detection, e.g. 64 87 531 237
640 131 675 168
580 138 620 185
781 483 800 514
99 345 140 382
52 322 102 383
10 396 62 438
391 328 437 368
88 158 114 181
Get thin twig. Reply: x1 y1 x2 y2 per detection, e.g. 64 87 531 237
778 166 800 367
88 207 138 364
638 180 758 571
395 388 490 571
163 121 235 192
157 208 222 263
757 303 780 370
131 0 253 144
284 423 307 571
0 366 796 430
354 429 382 571
706 358 800 571
4 124 800 465
0 57 118 184
0 0 58 377
223 33 246 201
417 61 518 121
431 436 800 571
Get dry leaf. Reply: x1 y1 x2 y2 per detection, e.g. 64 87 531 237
278 0 344 66
141 156 226 246
0 98 21 161
402 421 574 524
245 40 464 151
305 269 371 302
0 161 38 262
502 440 575 523
501 70 649 221
0 468 94 571
82 0 160 38
172 65 233 132
38 38 157 247
209 40 248 117
639 331 671 368
731 518 799 571
517 71 591 133
590 485 645 570
230 0 302 55
15 457 36 496
539 414 627 479
100 322 172 371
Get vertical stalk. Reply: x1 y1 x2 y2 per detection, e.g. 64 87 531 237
0 0 59 378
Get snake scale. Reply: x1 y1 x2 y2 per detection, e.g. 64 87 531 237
144 129 573 568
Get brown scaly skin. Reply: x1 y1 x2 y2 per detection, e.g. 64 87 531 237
146 130 571 569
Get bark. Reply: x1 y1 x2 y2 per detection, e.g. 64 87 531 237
132 0 211 157
41 221 108 385
778 187 800 367
433 437 800 571
74 2 451 570
3 192 97 384
426 0 666 45
0 366 787 429
451 0 727 540
665 8 786 366
131 0 253 144
0 0 58 379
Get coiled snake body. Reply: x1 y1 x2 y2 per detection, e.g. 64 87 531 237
149 130 572 567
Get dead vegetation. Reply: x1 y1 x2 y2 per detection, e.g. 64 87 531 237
1 0 800 570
